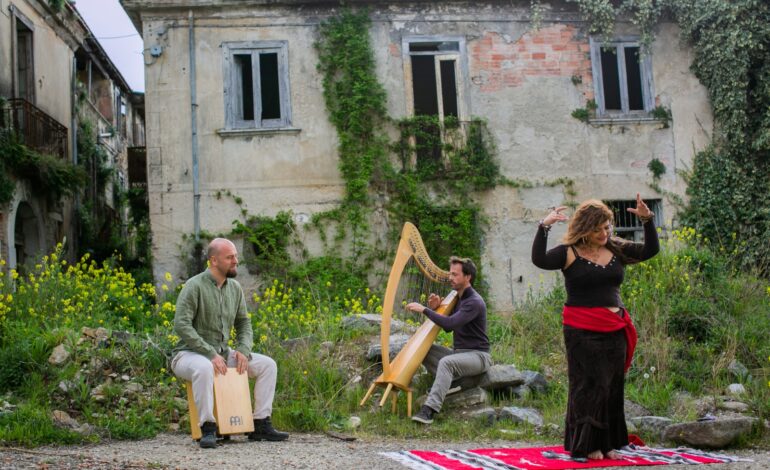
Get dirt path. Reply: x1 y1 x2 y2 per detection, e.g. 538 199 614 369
1 433 768 469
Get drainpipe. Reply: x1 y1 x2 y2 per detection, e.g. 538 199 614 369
188 10 200 242
71 55 79 258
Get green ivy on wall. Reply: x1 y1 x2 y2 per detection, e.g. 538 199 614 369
312 9 510 289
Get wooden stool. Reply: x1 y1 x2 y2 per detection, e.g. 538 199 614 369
186 367 254 439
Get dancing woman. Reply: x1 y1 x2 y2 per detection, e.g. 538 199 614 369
531 194 659 460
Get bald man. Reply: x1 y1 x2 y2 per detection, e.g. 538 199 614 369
171 238 288 448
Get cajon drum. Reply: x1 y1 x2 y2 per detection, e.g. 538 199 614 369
187 367 254 439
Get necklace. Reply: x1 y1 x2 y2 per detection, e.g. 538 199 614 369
579 245 603 263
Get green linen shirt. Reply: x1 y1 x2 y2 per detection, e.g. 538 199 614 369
173 270 253 359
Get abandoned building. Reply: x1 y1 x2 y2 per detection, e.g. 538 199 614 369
122 0 713 311
0 0 146 269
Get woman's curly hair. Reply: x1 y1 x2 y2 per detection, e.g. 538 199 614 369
564 199 639 264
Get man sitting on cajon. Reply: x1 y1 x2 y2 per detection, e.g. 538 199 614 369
171 238 289 448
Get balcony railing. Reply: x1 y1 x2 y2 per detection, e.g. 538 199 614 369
0 98 68 159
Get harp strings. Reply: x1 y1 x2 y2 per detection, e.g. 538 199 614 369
390 258 450 328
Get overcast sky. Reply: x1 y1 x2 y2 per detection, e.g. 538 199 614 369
74 0 145 92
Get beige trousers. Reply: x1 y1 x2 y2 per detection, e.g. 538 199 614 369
171 350 277 424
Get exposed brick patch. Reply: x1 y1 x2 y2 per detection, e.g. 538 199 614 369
470 24 594 97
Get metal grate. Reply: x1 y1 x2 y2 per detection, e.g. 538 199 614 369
605 199 662 241
0 98 68 159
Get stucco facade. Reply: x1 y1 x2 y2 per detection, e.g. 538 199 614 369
123 0 713 311
0 0 146 269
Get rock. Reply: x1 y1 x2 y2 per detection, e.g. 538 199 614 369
662 417 757 448
443 387 488 409
346 416 361 430
630 416 674 438
111 330 132 344
124 382 143 394
48 344 70 365
58 380 74 393
173 397 188 410
318 341 334 357
168 422 180 432
726 383 746 397
692 396 718 416
624 399 651 418
719 400 749 413
120 374 130 382
626 420 637 433
477 364 526 391
75 423 96 435
52 410 80 429
521 370 548 393
366 334 411 361
91 384 106 402
282 336 313 351
453 406 497 426
81 327 99 339
507 385 531 400
499 406 544 427
727 359 750 380
341 314 405 332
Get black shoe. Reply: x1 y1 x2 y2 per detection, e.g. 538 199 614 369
248 417 289 441
199 421 217 448
412 405 437 424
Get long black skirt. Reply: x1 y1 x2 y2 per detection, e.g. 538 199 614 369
563 325 628 457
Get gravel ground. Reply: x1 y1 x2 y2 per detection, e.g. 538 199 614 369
1 433 768 470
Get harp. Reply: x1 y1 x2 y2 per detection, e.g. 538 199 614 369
359 222 458 416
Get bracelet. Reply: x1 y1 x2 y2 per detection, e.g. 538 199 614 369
539 219 551 232
638 212 654 223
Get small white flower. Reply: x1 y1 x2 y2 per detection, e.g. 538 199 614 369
650 366 656 373
643 373 650 379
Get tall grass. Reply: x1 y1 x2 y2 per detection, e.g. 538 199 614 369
0 230 768 447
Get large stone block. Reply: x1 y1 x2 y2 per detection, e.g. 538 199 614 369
662 417 756 448
366 333 412 361
443 387 489 410
478 364 526 390
499 406 544 427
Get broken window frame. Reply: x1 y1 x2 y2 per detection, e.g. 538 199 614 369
605 198 663 242
222 41 292 130
590 37 654 117
401 36 469 170
402 36 469 123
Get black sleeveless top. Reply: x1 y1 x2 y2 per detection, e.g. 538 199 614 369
531 221 659 308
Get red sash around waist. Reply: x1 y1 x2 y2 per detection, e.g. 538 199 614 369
562 305 638 372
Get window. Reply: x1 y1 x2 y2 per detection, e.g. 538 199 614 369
12 9 35 103
590 38 654 117
605 199 662 242
402 37 468 169
404 38 466 122
223 41 291 129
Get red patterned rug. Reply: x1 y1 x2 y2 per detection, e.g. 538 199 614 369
382 445 750 469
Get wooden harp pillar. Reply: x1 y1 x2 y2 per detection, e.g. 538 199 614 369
360 222 458 416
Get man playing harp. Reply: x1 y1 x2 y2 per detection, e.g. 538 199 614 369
406 256 492 424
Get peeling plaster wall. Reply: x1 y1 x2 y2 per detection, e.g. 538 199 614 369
138 1 713 310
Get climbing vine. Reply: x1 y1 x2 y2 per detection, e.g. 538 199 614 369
314 9 390 253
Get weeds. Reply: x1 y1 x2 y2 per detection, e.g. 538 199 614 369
0 230 767 447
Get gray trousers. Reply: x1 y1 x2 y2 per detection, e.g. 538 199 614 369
423 346 493 412
171 350 277 425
